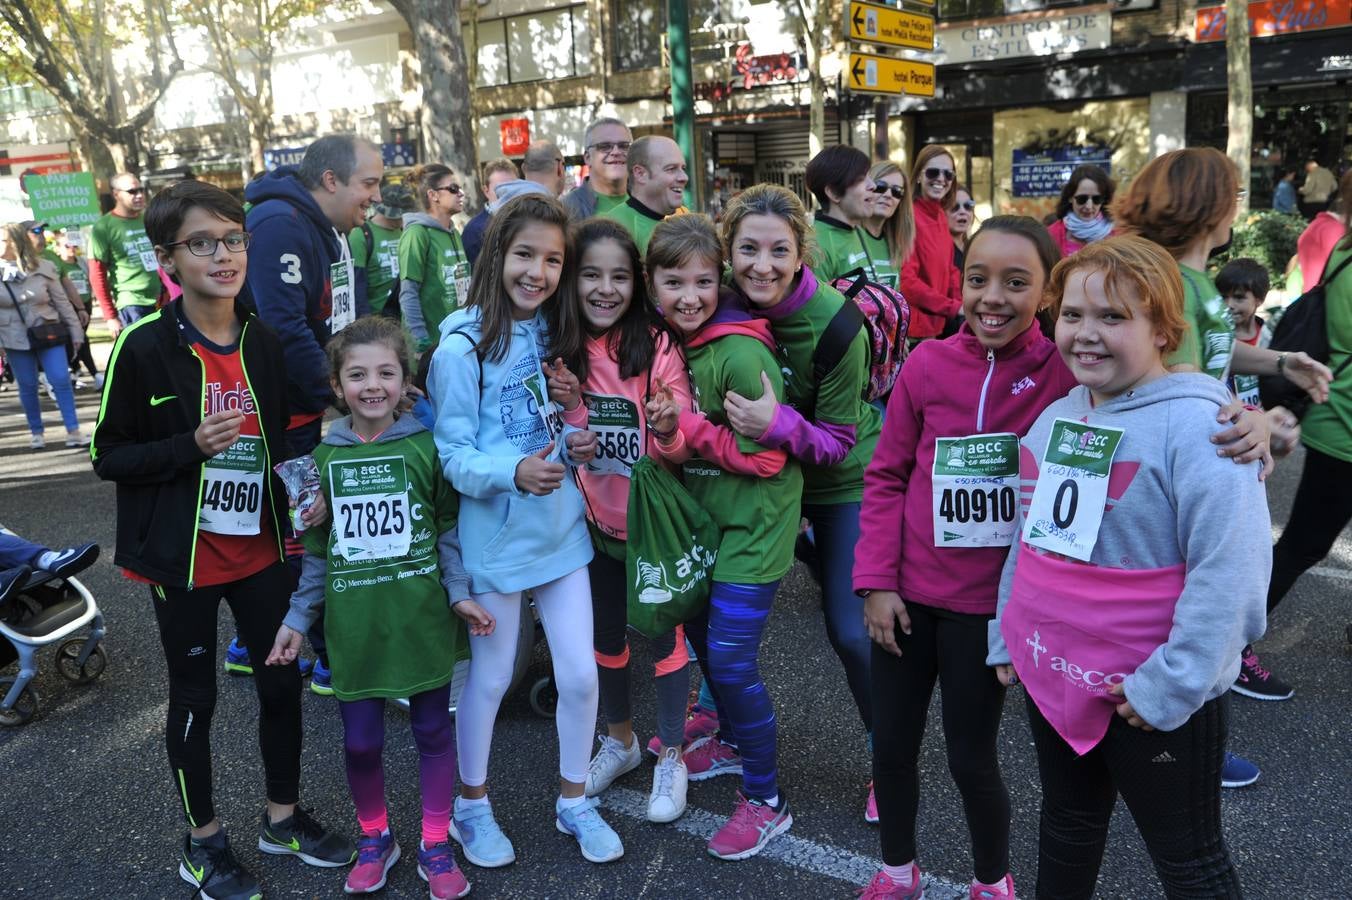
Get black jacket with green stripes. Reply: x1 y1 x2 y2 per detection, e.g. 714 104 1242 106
91 300 291 588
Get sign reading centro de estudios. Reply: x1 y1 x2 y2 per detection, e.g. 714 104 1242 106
933 7 1112 65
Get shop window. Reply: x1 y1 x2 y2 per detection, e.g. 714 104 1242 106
475 5 593 86
939 0 1092 18
0 83 59 120
612 0 733 71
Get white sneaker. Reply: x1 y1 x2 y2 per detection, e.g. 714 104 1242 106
29 433 45 450
647 746 688 823
38 373 55 401
65 430 91 448
584 733 642 797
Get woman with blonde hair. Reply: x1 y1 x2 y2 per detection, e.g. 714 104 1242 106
860 160 914 290
0 221 89 449
901 145 963 342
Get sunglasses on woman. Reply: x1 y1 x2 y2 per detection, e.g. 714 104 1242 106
1073 194 1104 206
870 181 905 200
955 200 976 211
924 167 955 183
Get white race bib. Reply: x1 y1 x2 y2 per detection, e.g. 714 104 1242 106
199 436 264 536
584 393 643 476
931 432 1020 548
1022 418 1125 562
523 367 565 443
127 235 158 272
330 258 356 333
329 456 412 561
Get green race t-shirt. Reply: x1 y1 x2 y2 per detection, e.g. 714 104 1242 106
857 227 899 289
811 214 871 282
301 430 467 701
54 257 91 301
89 212 160 309
1170 264 1235 381
594 193 627 216
682 332 802 583
768 281 881 503
349 220 402 315
399 223 470 348
602 198 664 254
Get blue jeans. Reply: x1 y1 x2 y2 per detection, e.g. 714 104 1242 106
117 303 155 327
685 580 781 801
803 501 872 734
5 344 80 434
0 531 46 570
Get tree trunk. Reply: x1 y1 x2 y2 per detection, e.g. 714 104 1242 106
1225 0 1251 216
395 0 479 205
806 0 827 157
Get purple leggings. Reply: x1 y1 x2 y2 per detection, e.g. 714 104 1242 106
338 683 455 844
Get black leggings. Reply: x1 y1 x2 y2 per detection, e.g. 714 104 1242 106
151 562 303 828
1026 693 1241 900
1268 446 1352 614
870 600 1010 882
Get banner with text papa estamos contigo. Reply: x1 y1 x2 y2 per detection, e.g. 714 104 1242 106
26 172 101 229
1195 0 1350 41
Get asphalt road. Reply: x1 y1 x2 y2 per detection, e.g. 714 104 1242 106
1 382 1348 900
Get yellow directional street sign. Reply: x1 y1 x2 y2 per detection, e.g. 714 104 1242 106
847 1 935 51
846 52 936 98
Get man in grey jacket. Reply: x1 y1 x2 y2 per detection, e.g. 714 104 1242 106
562 117 632 220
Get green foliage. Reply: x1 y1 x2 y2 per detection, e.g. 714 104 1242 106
1208 209 1307 291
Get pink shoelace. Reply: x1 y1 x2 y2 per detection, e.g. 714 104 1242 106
1242 650 1273 682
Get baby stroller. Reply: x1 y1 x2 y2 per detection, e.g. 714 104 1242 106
0 539 108 727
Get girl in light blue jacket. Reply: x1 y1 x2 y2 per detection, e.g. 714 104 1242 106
428 194 626 867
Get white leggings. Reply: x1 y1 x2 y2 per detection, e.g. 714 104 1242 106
456 565 598 787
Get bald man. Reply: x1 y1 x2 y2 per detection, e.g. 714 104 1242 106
89 172 162 336
602 136 688 253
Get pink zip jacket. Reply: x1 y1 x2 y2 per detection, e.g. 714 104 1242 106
574 329 691 542
853 322 1079 614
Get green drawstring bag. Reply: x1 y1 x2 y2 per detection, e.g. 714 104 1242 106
624 456 720 638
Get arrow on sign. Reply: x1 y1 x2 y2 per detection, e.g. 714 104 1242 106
852 56 866 82
853 6 864 30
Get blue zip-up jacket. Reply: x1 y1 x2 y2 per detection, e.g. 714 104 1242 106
427 306 593 593
243 167 369 416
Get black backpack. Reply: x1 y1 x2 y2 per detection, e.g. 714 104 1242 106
1258 250 1352 418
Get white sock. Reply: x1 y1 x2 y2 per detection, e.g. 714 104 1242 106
763 794 779 808
456 794 489 809
884 862 916 886
557 794 586 810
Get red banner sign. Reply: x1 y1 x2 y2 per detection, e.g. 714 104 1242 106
500 118 530 156
1195 0 1351 41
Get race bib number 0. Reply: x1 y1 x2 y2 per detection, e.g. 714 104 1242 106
932 432 1020 547
330 258 356 334
329 456 412 561
199 436 264 536
584 393 642 476
1023 418 1125 561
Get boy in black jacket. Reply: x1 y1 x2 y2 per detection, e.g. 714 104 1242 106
91 181 354 900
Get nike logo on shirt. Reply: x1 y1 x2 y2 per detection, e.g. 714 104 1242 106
150 394 177 406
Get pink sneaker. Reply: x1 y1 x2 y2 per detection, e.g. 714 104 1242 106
344 831 400 894
865 781 879 824
417 841 470 899
706 791 792 860
683 735 743 781
970 873 1014 899
858 864 925 899
647 704 721 755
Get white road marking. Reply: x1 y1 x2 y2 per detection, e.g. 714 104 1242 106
599 786 967 898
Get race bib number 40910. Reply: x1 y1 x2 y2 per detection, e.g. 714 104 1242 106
1023 418 1125 562
931 432 1020 548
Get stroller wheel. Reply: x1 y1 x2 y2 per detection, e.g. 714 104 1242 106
0 677 39 726
55 640 108 685
529 676 557 718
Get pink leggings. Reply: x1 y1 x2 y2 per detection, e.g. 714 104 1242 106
339 683 455 844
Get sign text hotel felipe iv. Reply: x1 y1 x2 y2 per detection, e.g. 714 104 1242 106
845 0 937 98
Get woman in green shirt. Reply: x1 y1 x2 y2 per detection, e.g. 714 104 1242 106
398 164 470 351
859 161 913 291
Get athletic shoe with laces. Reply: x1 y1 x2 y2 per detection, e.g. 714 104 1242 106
647 703 720 755
224 638 253 676
647 746 688 823
865 781 879 824
344 830 400 894
450 797 516 868
310 658 335 696
179 830 262 900
585 733 643 796
555 796 624 863
258 806 356 867
29 433 44 450
417 841 471 899
1221 751 1261 788
970 873 1014 898
683 735 743 781
707 791 792 861
40 542 99 579
858 864 925 899
1232 646 1294 701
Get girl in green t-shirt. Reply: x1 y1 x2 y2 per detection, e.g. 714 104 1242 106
645 214 802 861
398 164 471 352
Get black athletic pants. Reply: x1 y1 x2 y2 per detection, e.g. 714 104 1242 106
870 599 1010 883
1026 693 1242 899
1267 446 1352 614
151 561 302 828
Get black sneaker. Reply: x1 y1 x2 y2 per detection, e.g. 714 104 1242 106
41 542 99 579
258 806 355 867
179 831 262 900
1232 646 1294 701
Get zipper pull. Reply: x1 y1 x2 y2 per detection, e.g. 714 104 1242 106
987 348 995 363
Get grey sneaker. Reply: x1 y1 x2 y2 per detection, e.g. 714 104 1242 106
257 806 355 867
179 830 262 900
